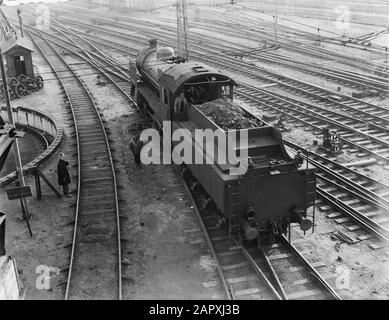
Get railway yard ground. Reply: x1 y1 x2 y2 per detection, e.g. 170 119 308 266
1 0 389 300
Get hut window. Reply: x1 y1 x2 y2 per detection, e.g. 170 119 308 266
19 56 25 62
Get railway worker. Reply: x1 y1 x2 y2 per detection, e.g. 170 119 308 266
96 75 106 86
129 131 139 154
134 138 144 169
130 82 136 97
186 86 200 104
57 153 71 198
130 134 143 169
294 150 304 168
197 85 207 102
173 92 189 113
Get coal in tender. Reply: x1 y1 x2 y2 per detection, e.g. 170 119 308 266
197 99 262 130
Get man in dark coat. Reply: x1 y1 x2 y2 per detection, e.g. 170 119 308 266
186 86 200 104
57 153 71 197
173 92 189 113
130 134 143 169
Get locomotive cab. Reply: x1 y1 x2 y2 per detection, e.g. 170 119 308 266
171 77 234 122
134 39 235 126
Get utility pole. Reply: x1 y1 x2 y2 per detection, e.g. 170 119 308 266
0 33 31 223
274 0 278 47
176 0 189 60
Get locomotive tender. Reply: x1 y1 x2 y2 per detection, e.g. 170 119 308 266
131 39 316 243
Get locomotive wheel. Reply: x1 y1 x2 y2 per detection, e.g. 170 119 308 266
26 79 34 91
35 76 44 89
18 74 28 83
17 84 26 96
8 77 18 87
10 86 19 98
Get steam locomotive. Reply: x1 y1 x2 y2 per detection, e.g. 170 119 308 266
130 39 316 243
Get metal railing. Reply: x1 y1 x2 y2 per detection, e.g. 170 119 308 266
0 106 63 186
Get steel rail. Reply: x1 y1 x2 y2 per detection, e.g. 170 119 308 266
182 180 233 300
49 7 389 89
27 26 135 105
46 2 389 81
259 248 288 300
234 89 389 165
317 188 389 243
279 235 341 300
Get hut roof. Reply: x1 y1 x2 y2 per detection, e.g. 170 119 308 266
0 37 34 54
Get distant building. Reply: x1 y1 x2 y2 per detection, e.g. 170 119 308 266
88 0 158 10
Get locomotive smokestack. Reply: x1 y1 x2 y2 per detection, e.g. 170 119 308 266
149 39 158 48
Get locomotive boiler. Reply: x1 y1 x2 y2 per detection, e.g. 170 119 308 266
131 39 316 243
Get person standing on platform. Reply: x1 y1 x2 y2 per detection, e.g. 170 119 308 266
57 153 71 197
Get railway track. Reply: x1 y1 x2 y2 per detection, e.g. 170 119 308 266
101 11 389 93
45 12 389 133
303 149 389 206
49 4 389 87
198 7 389 72
186 181 282 300
26 25 137 105
235 85 389 164
290 146 389 248
248 235 339 300
27 29 123 300
124 14 389 93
